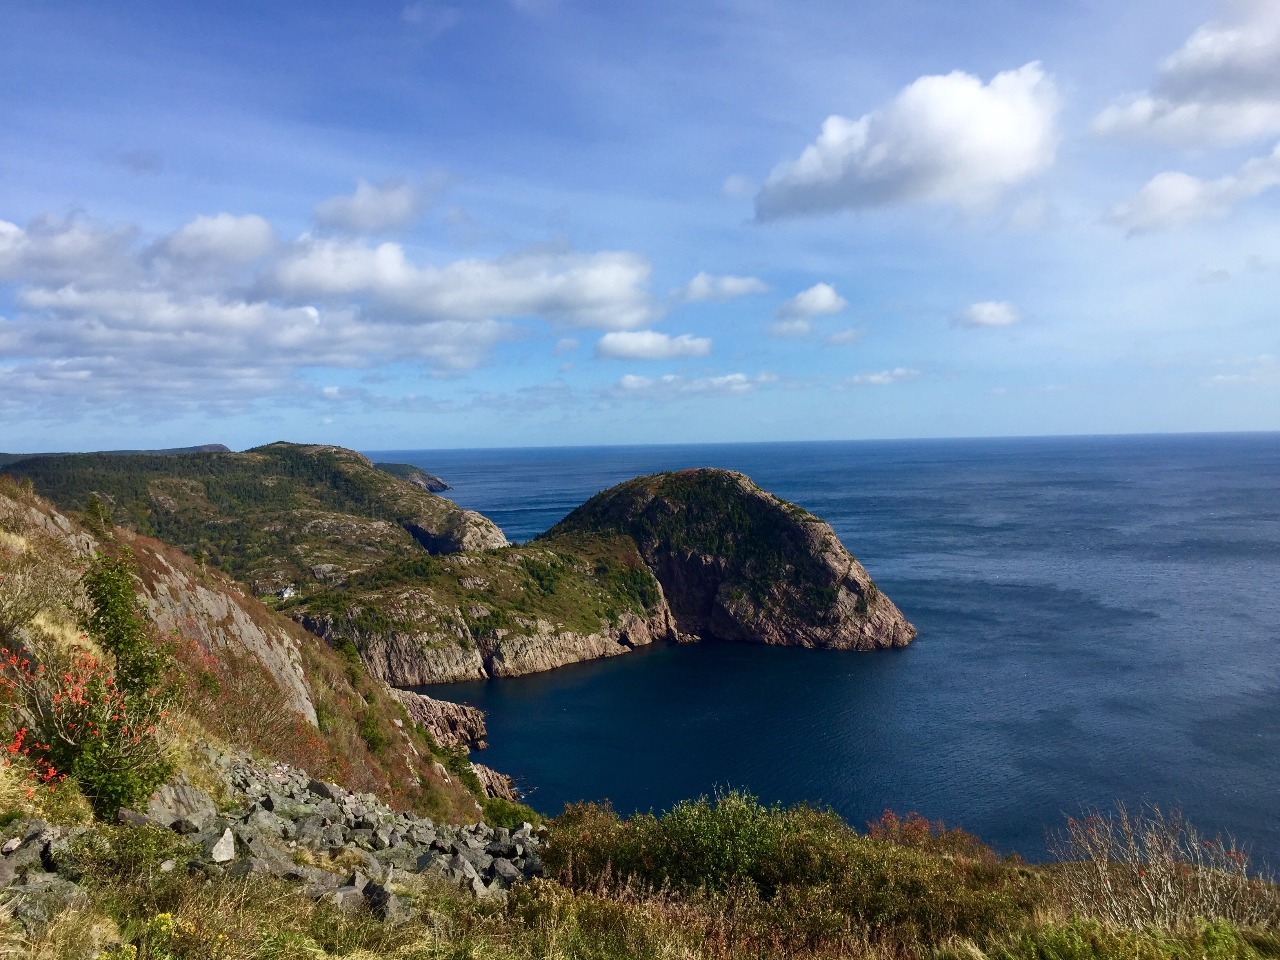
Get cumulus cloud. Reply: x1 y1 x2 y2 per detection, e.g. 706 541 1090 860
756 63 1059 219
846 367 920 386
595 330 711 360
615 371 777 398
778 282 848 318
1107 142 1280 232
158 213 275 263
955 300 1022 328
0 215 137 285
315 178 430 232
1095 0 1280 145
677 271 768 302
270 238 656 329
0 210 659 419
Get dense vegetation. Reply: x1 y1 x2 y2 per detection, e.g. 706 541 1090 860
0 443 487 594
298 532 664 644
547 469 860 619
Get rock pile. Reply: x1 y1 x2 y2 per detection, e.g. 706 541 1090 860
0 753 545 926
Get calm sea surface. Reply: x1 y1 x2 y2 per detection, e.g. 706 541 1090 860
368 435 1280 862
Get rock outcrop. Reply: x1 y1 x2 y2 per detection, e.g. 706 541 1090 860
547 468 915 651
133 536 319 726
388 688 489 749
0 750 545 927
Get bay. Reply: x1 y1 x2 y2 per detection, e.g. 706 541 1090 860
370 434 1280 862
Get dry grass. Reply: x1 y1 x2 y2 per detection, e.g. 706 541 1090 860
1051 802 1280 930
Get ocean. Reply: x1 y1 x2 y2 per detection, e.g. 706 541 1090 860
369 434 1280 863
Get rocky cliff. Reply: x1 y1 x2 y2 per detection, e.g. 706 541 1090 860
547 468 915 651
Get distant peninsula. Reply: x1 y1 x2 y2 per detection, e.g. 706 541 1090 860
3 442 914 686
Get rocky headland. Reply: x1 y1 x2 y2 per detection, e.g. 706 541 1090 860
546 468 916 651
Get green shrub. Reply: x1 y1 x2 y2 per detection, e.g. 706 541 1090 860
483 795 542 830
546 792 1041 950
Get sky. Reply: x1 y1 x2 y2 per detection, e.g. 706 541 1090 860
1 0 1278 451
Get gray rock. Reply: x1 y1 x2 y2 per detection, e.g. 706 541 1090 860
308 779 344 802
491 858 521 884
208 828 236 863
148 775 218 830
364 880 407 923
324 885 365 911
0 859 16 889
3 837 22 855
447 853 479 881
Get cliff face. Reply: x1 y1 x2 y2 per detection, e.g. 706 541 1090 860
303 570 675 686
547 469 915 651
126 533 319 726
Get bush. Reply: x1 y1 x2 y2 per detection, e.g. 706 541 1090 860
1 551 174 818
546 792 1041 951
483 795 542 830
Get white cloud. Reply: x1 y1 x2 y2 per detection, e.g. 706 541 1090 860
846 367 920 386
554 337 579 354
271 239 657 329
756 63 1059 219
956 300 1022 328
1107 142 1280 232
1095 1 1280 145
826 328 865 346
616 371 776 398
595 330 711 360
315 178 430 232
677 271 768 302
0 209 660 419
0 216 137 285
778 282 847 318
769 319 812 338
160 213 275 263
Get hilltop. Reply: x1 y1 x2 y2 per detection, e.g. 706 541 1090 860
548 468 915 650
1 442 506 597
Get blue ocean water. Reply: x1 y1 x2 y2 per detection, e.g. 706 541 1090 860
370 434 1280 862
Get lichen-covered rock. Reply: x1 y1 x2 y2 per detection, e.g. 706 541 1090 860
548 468 915 650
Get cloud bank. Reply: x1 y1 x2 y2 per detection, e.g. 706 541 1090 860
1095 0 1280 145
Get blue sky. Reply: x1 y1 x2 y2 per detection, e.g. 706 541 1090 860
1 0 1277 451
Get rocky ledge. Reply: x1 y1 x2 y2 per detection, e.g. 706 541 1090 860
547 468 915 650
0 752 544 928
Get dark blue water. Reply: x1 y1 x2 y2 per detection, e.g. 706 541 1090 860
369 435 1280 862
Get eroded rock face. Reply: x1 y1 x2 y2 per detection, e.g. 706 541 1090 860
482 608 674 677
307 601 675 685
136 540 319 726
387 688 488 750
548 468 915 651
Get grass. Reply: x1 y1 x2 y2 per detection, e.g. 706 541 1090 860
5 793 1278 960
